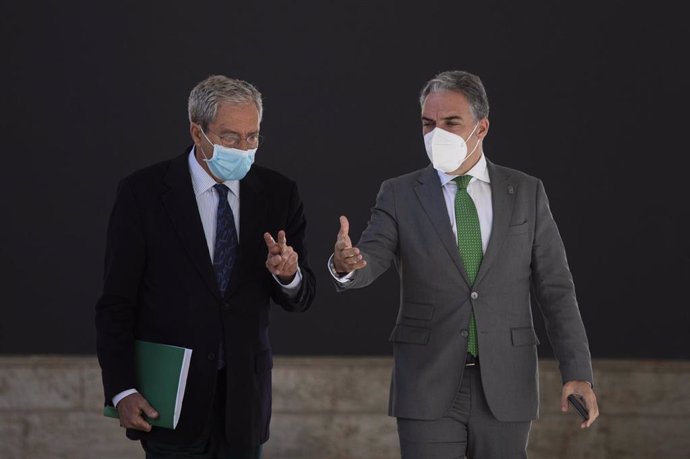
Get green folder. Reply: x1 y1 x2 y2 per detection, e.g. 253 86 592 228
103 340 193 429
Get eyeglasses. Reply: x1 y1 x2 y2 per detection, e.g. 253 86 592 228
207 131 263 149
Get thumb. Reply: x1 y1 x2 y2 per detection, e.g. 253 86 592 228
339 216 350 239
141 399 159 419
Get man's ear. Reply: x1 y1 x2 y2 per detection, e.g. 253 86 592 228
477 118 490 140
190 123 202 146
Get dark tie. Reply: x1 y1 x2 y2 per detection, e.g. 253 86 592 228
213 184 238 296
454 176 483 357
213 184 238 369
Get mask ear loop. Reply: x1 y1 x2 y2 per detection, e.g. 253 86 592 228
197 126 215 161
463 122 482 163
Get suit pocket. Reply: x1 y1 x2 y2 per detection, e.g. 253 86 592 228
254 349 273 374
401 302 435 321
511 327 540 346
389 325 430 345
508 221 529 235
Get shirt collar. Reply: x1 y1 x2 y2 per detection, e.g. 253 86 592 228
188 147 240 198
437 153 491 187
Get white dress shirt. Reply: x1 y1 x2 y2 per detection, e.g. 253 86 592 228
189 147 242 253
187 148 302 289
112 150 302 407
329 153 493 282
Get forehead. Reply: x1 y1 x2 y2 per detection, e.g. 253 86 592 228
211 102 260 130
422 90 472 119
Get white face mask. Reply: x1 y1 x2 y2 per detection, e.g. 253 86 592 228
424 124 480 173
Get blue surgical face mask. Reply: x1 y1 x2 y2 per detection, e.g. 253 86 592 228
199 129 257 181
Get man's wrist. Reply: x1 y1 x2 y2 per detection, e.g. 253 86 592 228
564 380 594 390
274 267 302 285
113 388 138 407
327 254 355 283
277 272 297 285
331 259 349 277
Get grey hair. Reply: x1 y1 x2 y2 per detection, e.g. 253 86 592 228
419 70 489 121
188 75 263 129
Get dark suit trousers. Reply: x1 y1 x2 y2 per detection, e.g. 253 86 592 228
397 366 531 459
142 370 263 459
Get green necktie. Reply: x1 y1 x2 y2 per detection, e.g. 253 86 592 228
454 175 482 357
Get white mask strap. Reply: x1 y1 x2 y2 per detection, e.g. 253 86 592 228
466 122 480 142
198 127 214 160
462 122 482 163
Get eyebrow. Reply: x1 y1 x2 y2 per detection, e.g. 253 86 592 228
217 128 260 136
421 115 463 122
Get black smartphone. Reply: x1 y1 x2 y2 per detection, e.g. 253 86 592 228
567 394 589 421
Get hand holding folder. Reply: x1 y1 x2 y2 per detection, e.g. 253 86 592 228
107 393 160 431
103 340 192 430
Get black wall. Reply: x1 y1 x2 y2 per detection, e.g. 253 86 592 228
1 1 688 358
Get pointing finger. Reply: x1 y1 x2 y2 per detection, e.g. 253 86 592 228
277 230 287 247
264 232 276 248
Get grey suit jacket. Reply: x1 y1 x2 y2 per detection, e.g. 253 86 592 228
336 161 592 422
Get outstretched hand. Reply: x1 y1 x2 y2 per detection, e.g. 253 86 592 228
333 216 367 274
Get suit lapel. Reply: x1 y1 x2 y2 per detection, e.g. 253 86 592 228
225 169 267 298
474 161 517 286
162 151 222 301
414 166 471 286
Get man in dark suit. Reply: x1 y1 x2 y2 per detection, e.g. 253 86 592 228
96 75 315 459
330 70 599 458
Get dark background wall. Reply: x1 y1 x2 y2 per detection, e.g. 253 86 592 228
1 1 687 358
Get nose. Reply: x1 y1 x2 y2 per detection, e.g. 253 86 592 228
235 138 254 151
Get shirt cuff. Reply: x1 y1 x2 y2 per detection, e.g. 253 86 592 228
113 388 138 407
327 254 354 284
272 266 303 298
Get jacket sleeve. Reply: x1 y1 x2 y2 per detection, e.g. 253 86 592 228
95 178 144 404
531 179 593 385
335 179 399 292
271 181 316 312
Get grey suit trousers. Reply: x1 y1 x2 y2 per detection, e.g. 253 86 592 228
397 366 531 459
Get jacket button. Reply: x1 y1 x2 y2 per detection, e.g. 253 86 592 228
471 292 479 300
460 330 469 338
223 302 230 310
207 352 215 361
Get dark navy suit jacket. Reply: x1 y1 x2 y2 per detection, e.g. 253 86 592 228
96 149 315 446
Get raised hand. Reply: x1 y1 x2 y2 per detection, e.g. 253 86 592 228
264 230 299 283
333 216 367 274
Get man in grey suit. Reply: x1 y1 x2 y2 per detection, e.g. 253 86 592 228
329 70 599 458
